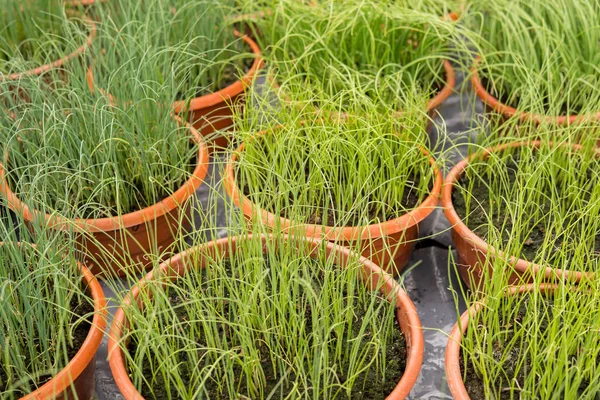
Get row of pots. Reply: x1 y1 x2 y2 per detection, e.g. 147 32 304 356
6 6 599 129
2 135 591 287
31 232 555 400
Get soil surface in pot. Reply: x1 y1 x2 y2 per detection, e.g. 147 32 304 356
240 168 432 227
452 155 600 266
0 290 94 396
461 296 597 399
127 257 407 399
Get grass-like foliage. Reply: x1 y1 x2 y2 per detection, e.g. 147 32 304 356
122 233 404 399
250 0 459 111
0 218 94 398
232 94 436 228
466 0 600 116
452 126 600 272
0 0 89 75
92 0 254 103
0 70 198 219
457 268 600 399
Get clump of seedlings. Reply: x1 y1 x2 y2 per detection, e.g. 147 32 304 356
467 0 600 117
117 233 407 399
451 127 600 272
230 95 436 228
92 0 255 103
0 70 198 219
0 218 97 398
0 0 90 75
452 259 600 400
251 0 459 111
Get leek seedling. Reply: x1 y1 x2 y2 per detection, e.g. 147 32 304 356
451 123 600 273
466 0 600 116
0 218 95 399
0 0 89 75
252 0 461 111
120 233 405 399
232 93 436 228
0 68 198 220
455 257 600 399
92 0 254 103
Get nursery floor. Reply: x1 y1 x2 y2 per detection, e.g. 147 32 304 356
90 68 481 399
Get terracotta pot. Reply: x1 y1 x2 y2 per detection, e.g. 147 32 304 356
0 15 96 82
442 140 597 289
16 251 107 400
223 131 442 277
471 56 600 126
445 283 558 399
0 121 210 277
108 233 424 400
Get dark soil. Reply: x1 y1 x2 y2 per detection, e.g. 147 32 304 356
462 296 598 399
452 155 600 264
129 257 407 399
0 291 94 396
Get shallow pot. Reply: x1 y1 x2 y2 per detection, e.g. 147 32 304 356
223 130 442 277
108 233 424 399
442 140 596 289
0 122 210 277
171 30 263 149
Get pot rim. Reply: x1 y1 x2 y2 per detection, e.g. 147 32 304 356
445 283 559 399
441 140 599 282
107 233 424 400
223 125 442 241
0 14 97 82
471 56 600 125
0 118 210 233
20 253 107 399
427 59 456 112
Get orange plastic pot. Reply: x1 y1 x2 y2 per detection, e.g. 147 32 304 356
471 56 600 126
108 233 424 400
17 254 107 400
0 121 210 277
223 131 442 277
0 15 96 82
442 140 597 289
445 283 558 399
